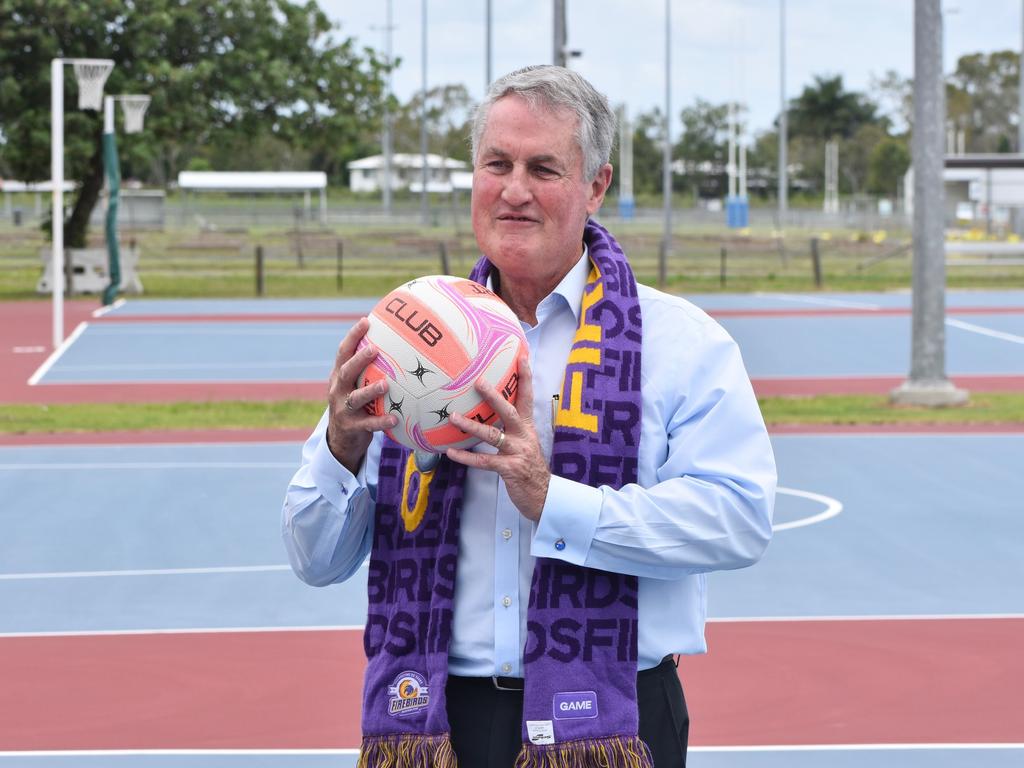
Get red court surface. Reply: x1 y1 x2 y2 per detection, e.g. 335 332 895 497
2 618 1021 751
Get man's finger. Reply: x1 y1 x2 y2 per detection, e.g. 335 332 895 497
449 411 495 445
333 317 370 375
339 340 380 390
348 378 389 413
475 378 519 428
514 352 534 422
446 445 496 469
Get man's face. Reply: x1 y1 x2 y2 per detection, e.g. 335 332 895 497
471 94 611 288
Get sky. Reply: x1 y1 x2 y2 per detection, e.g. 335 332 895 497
318 0 1021 138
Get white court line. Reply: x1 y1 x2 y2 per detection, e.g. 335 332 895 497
754 292 884 310
1 744 1021 758
708 612 1024 623
86 326 340 336
690 743 1024 752
52 359 327 372
946 317 1024 344
4 615 1020 640
91 298 126 318
0 461 294 470
0 749 360 758
26 321 88 385
773 486 842 531
0 624 364 639
0 564 292 581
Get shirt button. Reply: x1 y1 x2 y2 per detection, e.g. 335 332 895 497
554 538 566 551
501 662 512 674
501 528 513 540
502 595 512 608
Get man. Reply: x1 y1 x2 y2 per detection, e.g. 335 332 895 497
282 65 775 768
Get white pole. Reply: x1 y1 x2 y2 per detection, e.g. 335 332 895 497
103 94 114 134
740 142 748 198
728 102 737 198
420 0 429 226
485 0 492 89
778 0 788 224
660 0 671 288
51 58 64 350
383 0 394 215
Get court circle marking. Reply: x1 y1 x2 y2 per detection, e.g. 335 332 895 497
773 486 843 531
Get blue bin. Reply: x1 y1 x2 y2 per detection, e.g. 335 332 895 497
726 195 749 229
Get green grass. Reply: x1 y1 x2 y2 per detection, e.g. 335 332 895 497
758 392 1024 425
2 393 1022 436
0 400 326 434
4 218 1023 300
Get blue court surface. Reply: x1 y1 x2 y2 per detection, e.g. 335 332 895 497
2 431 1022 767
31 291 1024 387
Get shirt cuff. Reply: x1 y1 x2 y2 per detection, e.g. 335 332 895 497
309 433 362 511
530 475 602 565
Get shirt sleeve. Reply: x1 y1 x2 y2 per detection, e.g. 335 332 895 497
531 307 776 580
280 409 382 586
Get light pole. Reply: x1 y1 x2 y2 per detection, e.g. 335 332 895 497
778 0 788 227
660 0 672 289
420 0 430 226
891 0 968 406
1019 0 1024 151
485 0 493 89
373 0 396 215
51 58 113 349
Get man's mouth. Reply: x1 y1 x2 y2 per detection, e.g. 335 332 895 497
497 214 538 223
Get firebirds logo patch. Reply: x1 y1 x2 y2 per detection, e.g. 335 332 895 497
387 670 430 717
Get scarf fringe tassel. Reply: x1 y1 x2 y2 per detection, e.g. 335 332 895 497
357 733 457 768
513 735 653 768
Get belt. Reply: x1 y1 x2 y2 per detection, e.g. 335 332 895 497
484 655 677 692
491 675 524 691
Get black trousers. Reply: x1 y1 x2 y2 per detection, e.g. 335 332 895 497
445 656 689 767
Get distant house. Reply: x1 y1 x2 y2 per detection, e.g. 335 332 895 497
904 154 1024 229
347 154 471 194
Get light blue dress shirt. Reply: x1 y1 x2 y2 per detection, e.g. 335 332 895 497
282 246 776 677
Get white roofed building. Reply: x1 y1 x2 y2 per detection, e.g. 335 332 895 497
176 171 328 223
347 154 470 194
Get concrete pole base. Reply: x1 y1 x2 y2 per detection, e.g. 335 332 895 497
890 379 970 407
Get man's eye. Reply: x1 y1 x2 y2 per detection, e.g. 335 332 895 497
485 160 510 172
533 166 558 178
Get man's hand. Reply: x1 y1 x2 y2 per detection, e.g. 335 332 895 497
326 317 398 473
446 353 550 522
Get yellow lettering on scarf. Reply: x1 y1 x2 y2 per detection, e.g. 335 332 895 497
554 372 599 432
575 270 604 344
400 454 435 533
553 263 603 434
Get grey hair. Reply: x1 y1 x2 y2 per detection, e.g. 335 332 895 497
471 65 617 182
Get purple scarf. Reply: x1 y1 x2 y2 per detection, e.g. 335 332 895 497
358 220 650 768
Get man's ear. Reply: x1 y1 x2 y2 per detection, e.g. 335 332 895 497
586 163 614 215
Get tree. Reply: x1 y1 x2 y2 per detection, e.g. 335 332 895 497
674 98 744 198
392 84 476 163
867 136 910 197
947 50 1019 153
869 69 913 134
629 108 667 196
788 74 880 141
0 0 390 246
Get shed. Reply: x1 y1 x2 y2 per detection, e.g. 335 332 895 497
176 171 328 223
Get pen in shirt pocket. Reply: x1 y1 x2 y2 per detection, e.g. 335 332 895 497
551 393 559 424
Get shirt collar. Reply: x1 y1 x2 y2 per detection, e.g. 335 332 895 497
484 242 590 324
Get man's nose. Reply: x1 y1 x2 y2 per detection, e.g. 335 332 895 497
500 166 532 206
